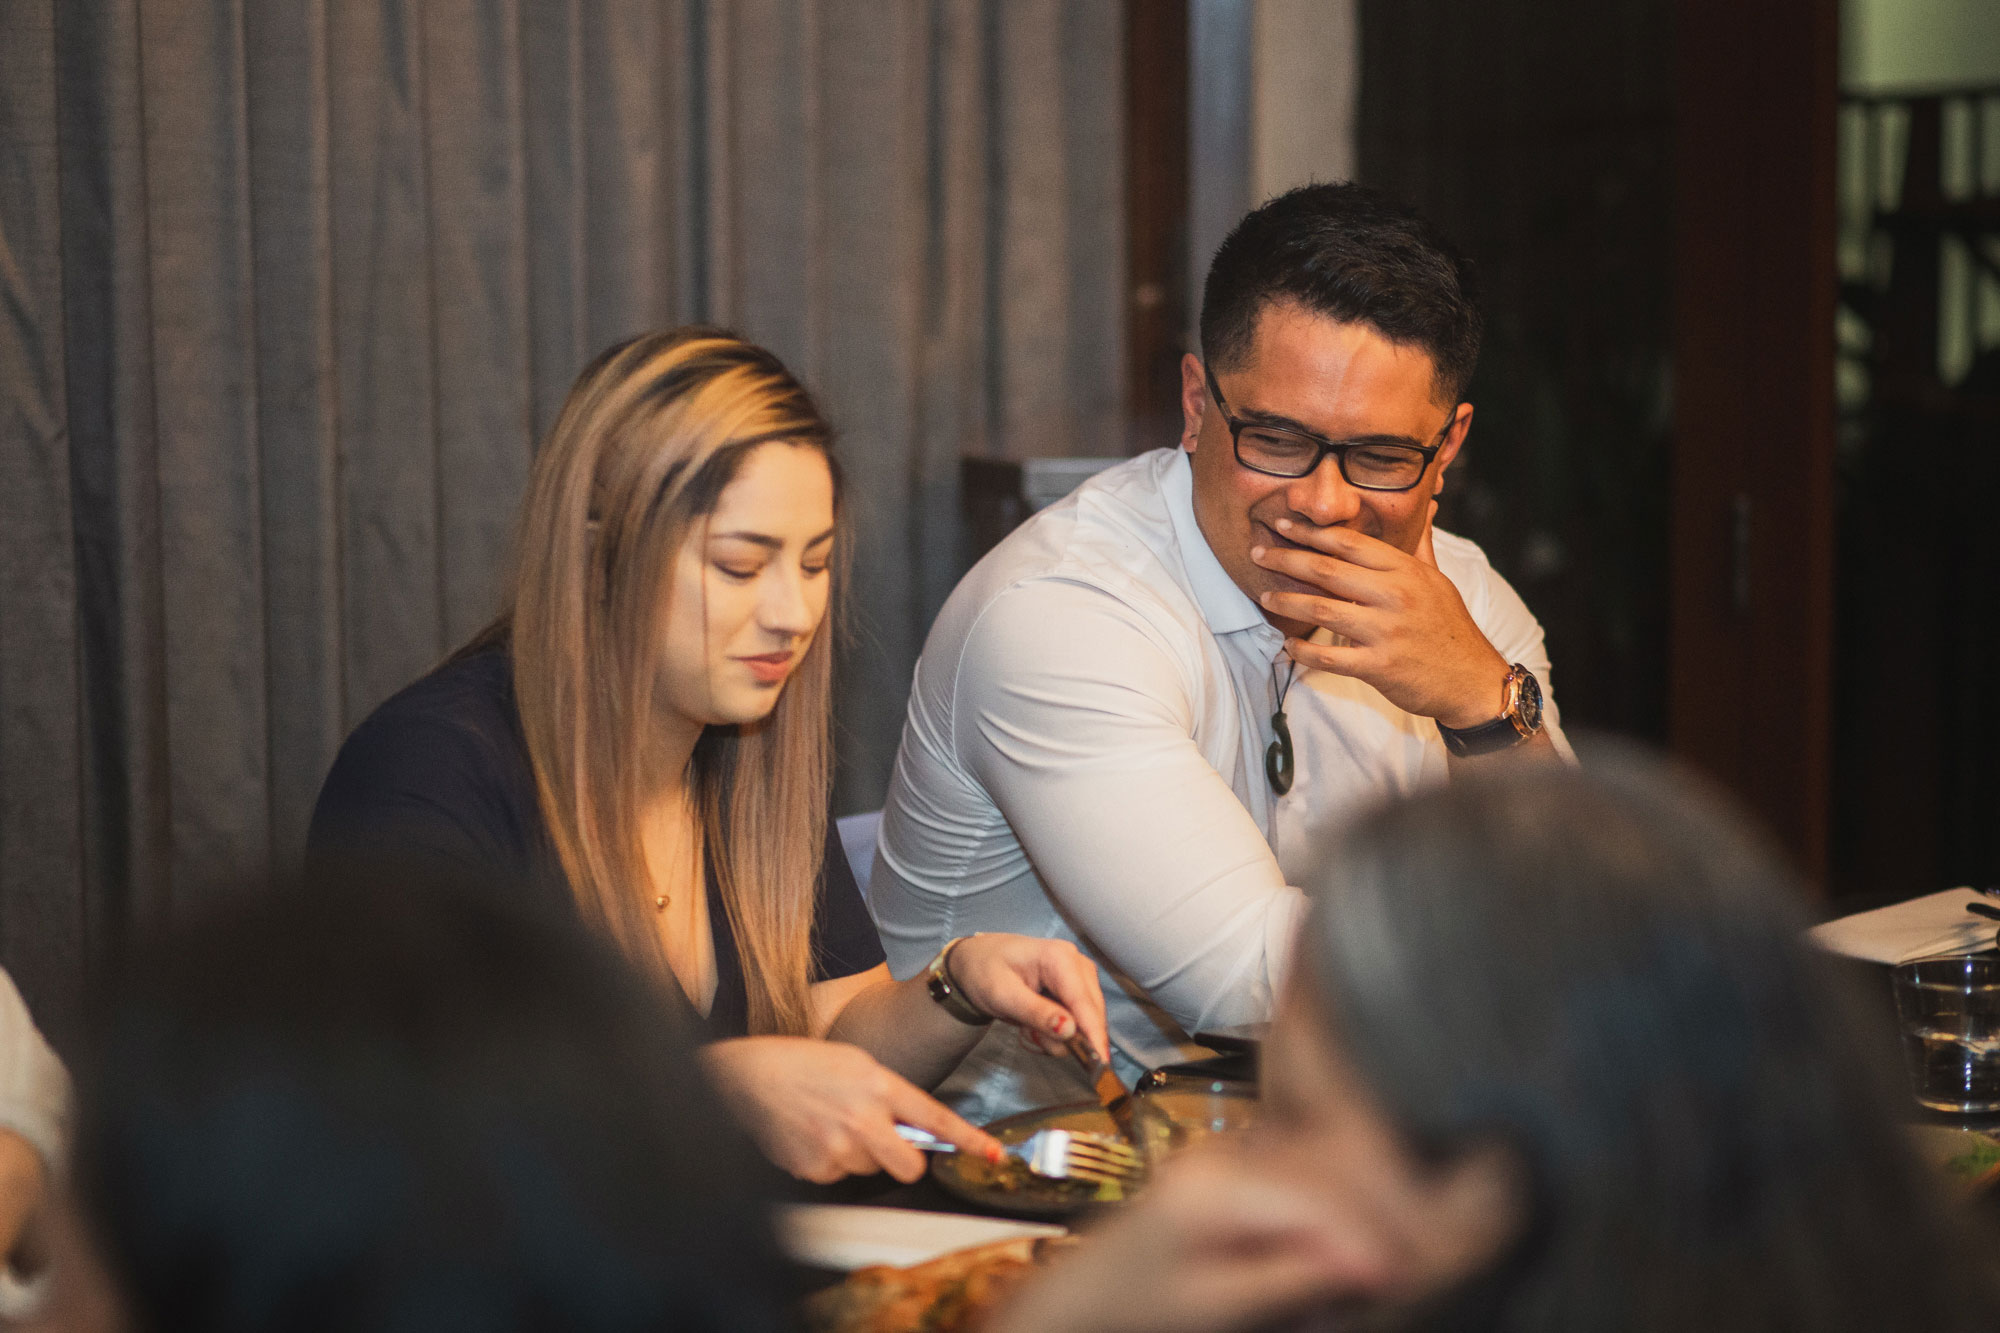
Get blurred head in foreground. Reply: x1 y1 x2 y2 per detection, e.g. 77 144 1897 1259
1267 749 2000 1331
52 874 789 1332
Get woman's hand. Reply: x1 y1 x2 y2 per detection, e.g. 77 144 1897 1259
945 934 1112 1061
699 1036 1003 1184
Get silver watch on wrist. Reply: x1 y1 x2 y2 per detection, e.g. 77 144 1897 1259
925 936 993 1026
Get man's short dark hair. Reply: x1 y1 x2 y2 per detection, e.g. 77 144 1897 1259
1199 182 1483 404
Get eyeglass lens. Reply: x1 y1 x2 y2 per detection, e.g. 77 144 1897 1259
1237 427 1429 488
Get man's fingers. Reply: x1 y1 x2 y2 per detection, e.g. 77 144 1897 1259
887 1078 1003 1162
1284 637 1365 678
1248 545 1379 601
1270 517 1405 569
1260 591 1373 640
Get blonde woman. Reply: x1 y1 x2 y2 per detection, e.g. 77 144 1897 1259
308 329 1107 1184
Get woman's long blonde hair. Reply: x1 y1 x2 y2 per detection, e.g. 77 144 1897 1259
478 328 839 1036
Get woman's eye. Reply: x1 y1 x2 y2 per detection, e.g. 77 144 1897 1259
802 563 830 578
715 564 761 582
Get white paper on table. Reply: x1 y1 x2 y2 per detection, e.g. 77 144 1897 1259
772 1204 1066 1271
1807 887 1991 964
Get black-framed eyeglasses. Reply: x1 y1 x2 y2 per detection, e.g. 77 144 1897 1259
1203 365 1456 492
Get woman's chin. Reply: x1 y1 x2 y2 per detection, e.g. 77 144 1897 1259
706 689 785 728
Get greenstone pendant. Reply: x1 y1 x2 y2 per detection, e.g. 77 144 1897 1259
1265 710 1294 795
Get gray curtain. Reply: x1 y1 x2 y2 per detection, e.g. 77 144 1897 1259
0 0 1124 1037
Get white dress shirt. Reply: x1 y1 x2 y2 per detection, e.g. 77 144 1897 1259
869 448 1566 1121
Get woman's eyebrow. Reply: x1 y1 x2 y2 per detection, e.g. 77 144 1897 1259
709 527 837 550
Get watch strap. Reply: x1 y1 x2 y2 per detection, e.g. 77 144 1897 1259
926 937 993 1026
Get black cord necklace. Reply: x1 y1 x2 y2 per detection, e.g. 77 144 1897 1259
1266 655 1299 796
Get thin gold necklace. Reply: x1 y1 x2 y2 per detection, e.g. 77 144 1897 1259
652 795 702 912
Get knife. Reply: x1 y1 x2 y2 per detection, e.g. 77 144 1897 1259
1066 1032 1138 1143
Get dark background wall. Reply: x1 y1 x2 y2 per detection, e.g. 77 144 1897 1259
1356 0 1676 747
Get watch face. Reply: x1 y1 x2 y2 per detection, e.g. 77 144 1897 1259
1514 668 1543 734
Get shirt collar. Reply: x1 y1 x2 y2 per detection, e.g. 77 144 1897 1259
1161 451 1273 638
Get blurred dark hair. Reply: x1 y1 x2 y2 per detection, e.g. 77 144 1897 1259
1296 746 2000 1332
71 869 793 1332
1199 182 1482 403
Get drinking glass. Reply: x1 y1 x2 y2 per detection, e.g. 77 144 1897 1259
1893 955 2000 1113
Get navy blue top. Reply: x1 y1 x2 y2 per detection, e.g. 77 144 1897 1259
305 647 885 1039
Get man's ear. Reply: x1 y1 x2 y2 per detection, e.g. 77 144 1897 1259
1433 403 1474 494
1179 352 1207 454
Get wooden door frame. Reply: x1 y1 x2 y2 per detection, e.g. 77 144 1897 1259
1669 0 1840 883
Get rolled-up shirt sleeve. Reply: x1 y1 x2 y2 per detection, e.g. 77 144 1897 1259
953 581 1304 1035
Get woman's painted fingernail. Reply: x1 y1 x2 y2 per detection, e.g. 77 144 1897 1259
987 1144 1006 1164
1049 1013 1073 1036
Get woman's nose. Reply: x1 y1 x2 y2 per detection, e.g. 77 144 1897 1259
759 569 817 636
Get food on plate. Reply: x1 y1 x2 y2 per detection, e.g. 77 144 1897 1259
956 1149 1127 1203
932 1085 1258 1217
803 1235 1078 1333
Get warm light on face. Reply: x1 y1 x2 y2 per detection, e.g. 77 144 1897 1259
1185 303 1463 638
653 442 836 732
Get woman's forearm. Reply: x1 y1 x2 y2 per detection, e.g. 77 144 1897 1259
823 972 988 1090
818 934 1108 1092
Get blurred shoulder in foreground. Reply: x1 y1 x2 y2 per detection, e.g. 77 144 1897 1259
989 745 2000 1333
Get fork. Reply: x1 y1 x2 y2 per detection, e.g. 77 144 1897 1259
896 1124 1146 1186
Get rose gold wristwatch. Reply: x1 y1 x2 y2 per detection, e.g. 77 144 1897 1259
1436 663 1544 758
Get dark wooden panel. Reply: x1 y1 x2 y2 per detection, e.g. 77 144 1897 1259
1670 0 1839 881
1357 0 1676 745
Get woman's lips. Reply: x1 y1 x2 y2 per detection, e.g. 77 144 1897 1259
737 651 795 685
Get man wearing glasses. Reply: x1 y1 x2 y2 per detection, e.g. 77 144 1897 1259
870 184 1569 1120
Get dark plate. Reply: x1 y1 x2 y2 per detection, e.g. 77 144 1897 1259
931 1085 1259 1219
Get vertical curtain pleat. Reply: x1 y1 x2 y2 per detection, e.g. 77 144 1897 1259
138 0 271 899
56 0 173 942
1057 2 1125 426
0 0 1126 1034
421 0 532 646
915 0 993 616
0 1 86 1038
520 0 588 442
245 0 342 871
812 0 928 806
725 0 822 374
578 0 687 346
329 0 444 718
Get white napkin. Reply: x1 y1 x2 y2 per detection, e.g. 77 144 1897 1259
1807 887 1992 964
772 1204 1065 1271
